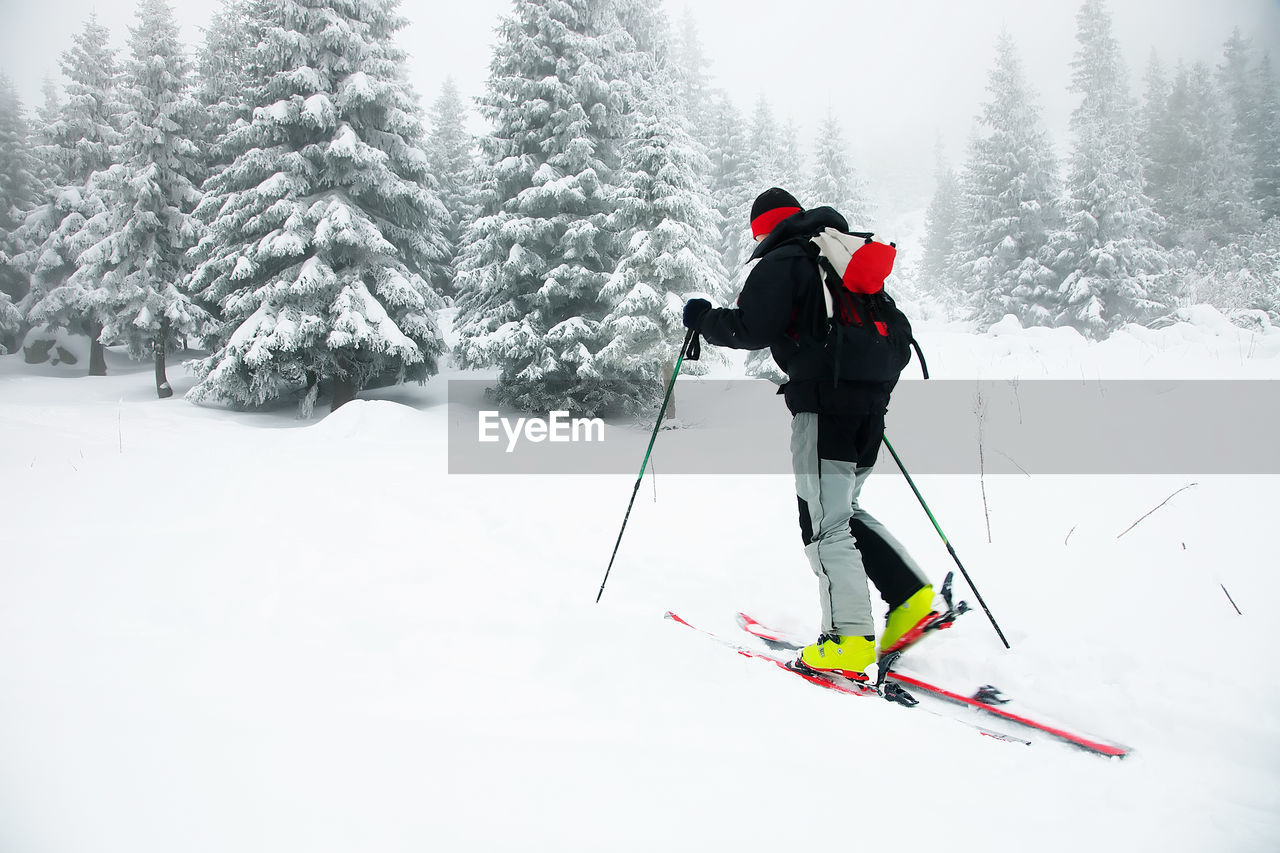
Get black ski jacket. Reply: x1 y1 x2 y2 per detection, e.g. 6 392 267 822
697 206 894 466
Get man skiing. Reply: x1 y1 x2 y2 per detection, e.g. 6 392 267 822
682 188 938 680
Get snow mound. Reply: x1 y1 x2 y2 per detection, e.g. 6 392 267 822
987 314 1024 336
305 399 426 440
987 315 1088 345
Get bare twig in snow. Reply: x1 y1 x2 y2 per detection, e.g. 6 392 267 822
975 389 991 543
1116 482 1199 539
1221 584 1243 615
1008 378 1023 424
994 449 1032 477
1064 524 1077 546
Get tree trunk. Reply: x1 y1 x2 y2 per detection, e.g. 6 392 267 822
330 374 356 412
154 349 173 398
88 324 107 377
154 319 173 398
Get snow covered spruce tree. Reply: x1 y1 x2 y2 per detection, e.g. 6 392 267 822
704 92 755 279
1218 30 1257 144
1050 0 1167 336
920 142 963 299
67 0 206 398
613 0 669 60
424 77 476 298
1139 52 1178 247
748 98 803 196
188 0 449 415
32 78 64 193
805 110 874 229
1187 62 1256 247
0 74 44 352
955 32 1063 329
15 15 121 375
195 0 268 177
453 0 640 416
672 9 714 147
1144 59 1258 254
598 65 729 402
1216 31 1280 226
1253 55 1280 222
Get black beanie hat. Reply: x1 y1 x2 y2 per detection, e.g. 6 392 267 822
750 187 803 238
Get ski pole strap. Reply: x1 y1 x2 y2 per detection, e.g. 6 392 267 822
686 330 701 362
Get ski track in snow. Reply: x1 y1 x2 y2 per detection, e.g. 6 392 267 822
1 314 1279 853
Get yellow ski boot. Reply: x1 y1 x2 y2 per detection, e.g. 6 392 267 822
796 633 876 681
880 585 941 655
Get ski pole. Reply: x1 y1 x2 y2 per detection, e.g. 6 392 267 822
596 329 699 603
882 433 1011 649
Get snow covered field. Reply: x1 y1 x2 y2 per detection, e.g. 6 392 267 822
2 312 1279 852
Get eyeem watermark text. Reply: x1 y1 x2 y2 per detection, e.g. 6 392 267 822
478 411 606 453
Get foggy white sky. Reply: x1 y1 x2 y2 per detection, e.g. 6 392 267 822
2 0 1278 214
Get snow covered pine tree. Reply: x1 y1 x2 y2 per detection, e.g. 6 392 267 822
68 0 206 397
453 0 638 417
599 56 728 407
15 14 122 375
424 77 477 299
0 74 44 353
187 0 449 415
1050 0 1168 335
955 31 1063 329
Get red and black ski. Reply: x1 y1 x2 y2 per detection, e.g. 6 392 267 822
725 612 1132 759
665 611 1033 747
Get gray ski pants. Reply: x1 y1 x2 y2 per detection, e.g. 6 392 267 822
791 412 929 637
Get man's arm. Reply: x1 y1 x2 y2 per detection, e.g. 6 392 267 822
697 254 798 350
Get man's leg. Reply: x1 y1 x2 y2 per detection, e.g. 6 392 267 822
792 413 874 637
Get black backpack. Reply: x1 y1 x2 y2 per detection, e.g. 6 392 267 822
801 228 927 384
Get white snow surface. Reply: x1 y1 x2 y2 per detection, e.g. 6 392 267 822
2 309 1279 853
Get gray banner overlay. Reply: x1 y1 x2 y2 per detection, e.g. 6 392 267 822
447 379 1280 475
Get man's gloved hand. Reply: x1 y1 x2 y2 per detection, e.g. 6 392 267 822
683 298 712 331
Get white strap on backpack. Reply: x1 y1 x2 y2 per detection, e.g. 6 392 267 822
810 228 856 320
809 227 897 298
810 228 860 277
